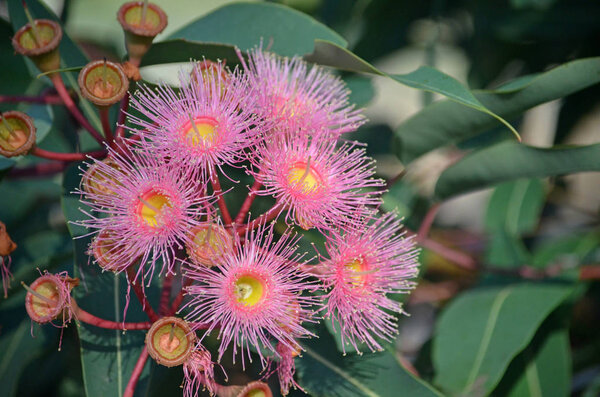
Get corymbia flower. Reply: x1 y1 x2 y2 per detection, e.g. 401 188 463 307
238 47 365 138
0 221 17 298
127 62 264 179
275 341 302 396
183 343 220 397
183 224 318 368
253 133 384 230
76 146 211 281
321 212 419 353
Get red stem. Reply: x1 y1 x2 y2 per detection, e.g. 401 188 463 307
115 93 130 141
73 302 152 330
416 203 440 242
126 266 159 322
7 161 68 178
123 346 149 397
236 202 282 236
31 147 107 162
0 94 63 105
210 168 233 226
51 74 105 145
234 179 262 225
169 276 193 316
158 272 173 315
419 237 477 270
99 107 115 145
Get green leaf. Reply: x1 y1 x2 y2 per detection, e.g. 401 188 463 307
167 2 347 57
486 231 530 268
0 19 32 96
495 329 570 397
304 40 518 140
62 164 154 397
432 283 573 396
531 232 599 268
435 141 600 199
297 329 443 397
0 318 52 397
140 40 241 66
394 57 600 163
485 179 545 235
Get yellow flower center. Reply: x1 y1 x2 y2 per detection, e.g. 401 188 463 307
346 258 368 287
30 281 59 317
124 5 161 29
183 116 217 147
247 390 267 397
287 160 322 194
137 190 173 228
152 323 188 360
235 275 264 307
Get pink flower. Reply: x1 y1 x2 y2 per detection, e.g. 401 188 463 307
183 344 221 397
238 47 365 138
183 224 318 368
127 61 264 179
275 341 302 396
76 146 211 281
320 212 420 353
252 133 384 230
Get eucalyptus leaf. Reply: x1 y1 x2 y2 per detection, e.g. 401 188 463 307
394 57 600 163
167 2 346 57
485 179 545 235
433 283 573 396
297 330 443 397
495 328 570 397
434 141 600 199
304 40 518 140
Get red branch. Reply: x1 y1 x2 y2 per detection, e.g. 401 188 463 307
210 168 233 226
73 302 151 330
416 203 440 242
7 161 68 178
31 147 107 162
0 94 63 105
50 74 105 145
234 179 262 225
114 93 130 141
123 347 149 397
126 266 159 322
169 276 193 316
236 202 282 236
159 272 174 315
99 107 115 146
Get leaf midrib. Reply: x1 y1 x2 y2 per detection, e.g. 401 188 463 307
462 287 513 394
303 346 380 397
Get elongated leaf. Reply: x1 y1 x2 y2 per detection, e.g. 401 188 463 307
532 232 599 268
433 283 573 396
304 40 518 139
62 164 154 397
435 141 600 199
141 40 240 67
168 2 346 57
485 179 545 235
495 329 570 397
394 57 600 163
297 330 443 397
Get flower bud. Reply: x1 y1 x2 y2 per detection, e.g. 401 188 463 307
24 272 78 324
186 223 233 267
78 59 129 108
0 111 36 157
146 316 195 367
12 19 62 75
117 1 167 65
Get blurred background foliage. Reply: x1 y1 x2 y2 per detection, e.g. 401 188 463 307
0 0 599 396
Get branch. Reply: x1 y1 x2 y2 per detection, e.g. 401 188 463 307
123 347 149 397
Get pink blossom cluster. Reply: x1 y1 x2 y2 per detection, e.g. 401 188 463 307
75 49 420 395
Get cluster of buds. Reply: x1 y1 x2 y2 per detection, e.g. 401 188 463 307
7 1 420 396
